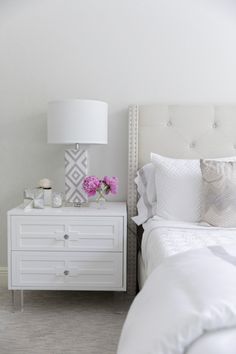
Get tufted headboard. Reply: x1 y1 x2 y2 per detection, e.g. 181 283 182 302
127 104 236 295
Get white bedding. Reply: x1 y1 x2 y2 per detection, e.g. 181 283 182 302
118 244 236 354
118 218 236 354
142 216 236 281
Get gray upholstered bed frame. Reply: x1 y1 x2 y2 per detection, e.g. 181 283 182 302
127 104 236 295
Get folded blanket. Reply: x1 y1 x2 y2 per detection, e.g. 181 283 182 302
117 245 236 354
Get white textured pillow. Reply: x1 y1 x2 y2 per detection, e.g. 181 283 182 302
151 153 202 222
132 163 156 225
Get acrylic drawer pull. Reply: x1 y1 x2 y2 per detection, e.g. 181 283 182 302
64 234 69 240
64 270 69 276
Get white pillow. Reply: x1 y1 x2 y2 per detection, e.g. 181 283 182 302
151 153 202 222
132 163 156 225
132 154 236 225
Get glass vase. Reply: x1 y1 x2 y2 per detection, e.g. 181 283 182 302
96 189 107 208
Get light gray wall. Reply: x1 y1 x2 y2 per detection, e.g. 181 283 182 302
0 0 236 267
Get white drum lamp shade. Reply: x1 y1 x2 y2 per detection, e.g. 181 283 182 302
48 99 108 144
47 99 108 205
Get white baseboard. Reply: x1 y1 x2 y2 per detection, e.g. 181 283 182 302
0 267 8 288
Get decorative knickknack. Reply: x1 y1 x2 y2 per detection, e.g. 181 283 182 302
52 192 64 208
24 178 63 209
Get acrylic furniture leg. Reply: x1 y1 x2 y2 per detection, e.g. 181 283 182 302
11 290 15 307
20 290 24 312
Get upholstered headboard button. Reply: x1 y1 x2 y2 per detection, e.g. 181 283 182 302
190 141 196 149
212 122 218 129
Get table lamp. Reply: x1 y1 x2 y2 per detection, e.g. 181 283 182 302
47 99 108 205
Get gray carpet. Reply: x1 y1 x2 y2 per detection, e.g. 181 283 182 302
0 288 131 354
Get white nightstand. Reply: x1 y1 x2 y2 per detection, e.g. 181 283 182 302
8 202 127 309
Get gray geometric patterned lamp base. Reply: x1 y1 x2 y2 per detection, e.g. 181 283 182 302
65 148 88 204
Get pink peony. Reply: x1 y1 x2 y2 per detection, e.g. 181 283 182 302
103 176 118 195
83 176 101 197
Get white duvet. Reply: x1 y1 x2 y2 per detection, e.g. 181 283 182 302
118 244 236 354
118 219 236 354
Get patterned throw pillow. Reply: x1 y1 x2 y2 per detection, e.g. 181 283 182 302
200 160 236 227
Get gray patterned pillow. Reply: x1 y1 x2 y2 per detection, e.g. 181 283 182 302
200 160 236 227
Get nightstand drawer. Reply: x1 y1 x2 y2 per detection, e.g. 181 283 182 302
11 216 123 251
11 251 123 290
